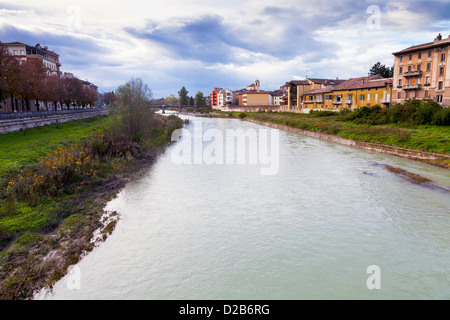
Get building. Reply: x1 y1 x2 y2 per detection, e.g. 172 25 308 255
282 78 345 112
270 90 285 106
210 88 222 108
3 42 61 75
242 92 273 106
301 75 393 113
204 96 211 107
247 80 260 92
218 89 234 107
393 33 450 107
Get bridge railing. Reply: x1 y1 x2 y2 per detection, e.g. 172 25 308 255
0 108 107 120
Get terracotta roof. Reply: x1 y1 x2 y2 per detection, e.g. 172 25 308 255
393 35 450 55
289 80 309 85
333 75 392 91
303 88 334 96
307 78 346 86
3 42 26 45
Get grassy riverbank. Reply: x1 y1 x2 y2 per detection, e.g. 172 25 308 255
241 112 450 154
215 102 450 168
0 104 184 299
0 115 115 176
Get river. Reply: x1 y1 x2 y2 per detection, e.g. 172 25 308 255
38 116 450 300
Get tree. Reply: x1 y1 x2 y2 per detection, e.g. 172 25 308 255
178 86 189 106
116 77 154 141
194 91 206 106
189 96 194 106
0 43 21 111
164 94 178 106
103 91 118 106
369 62 393 78
15 59 48 111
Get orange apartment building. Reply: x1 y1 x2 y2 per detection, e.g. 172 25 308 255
210 87 222 108
393 34 450 107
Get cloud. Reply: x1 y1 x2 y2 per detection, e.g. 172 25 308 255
0 0 449 96
126 12 340 66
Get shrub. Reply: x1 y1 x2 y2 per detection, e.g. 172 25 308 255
431 107 450 126
238 113 247 119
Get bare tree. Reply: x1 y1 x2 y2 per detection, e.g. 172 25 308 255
116 78 154 142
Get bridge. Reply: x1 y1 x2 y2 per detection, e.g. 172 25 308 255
149 105 212 114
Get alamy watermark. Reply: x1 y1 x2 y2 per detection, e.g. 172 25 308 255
67 5 81 32
171 121 280 176
367 5 381 30
66 265 81 290
366 265 381 290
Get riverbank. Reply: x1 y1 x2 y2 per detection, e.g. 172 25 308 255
0 114 184 299
245 117 450 169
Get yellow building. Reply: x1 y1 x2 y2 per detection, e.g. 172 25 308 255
242 92 273 106
282 78 345 112
301 75 393 113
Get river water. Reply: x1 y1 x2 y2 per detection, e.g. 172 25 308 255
39 116 449 300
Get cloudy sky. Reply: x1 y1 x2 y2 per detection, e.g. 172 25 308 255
1 0 449 98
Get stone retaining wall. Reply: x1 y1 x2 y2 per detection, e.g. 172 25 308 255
245 118 450 168
0 110 108 134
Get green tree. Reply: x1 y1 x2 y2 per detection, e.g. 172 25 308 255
194 91 206 106
369 62 394 78
178 86 189 106
116 77 154 142
164 94 178 106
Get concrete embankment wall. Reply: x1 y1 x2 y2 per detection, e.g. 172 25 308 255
245 118 450 168
0 110 108 134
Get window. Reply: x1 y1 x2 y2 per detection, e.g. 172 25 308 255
398 79 402 87
425 76 430 85
20 50 24 55
417 64 421 71
375 93 379 101
418 53 422 59
407 78 411 85
416 77 421 85
398 92 401 99
437 95 443 103
408 66 412 73
359 94 365 101
400 56 403 63
438 81 443 90
439 67 445 76
13 50 18 55
441 53 446 62
399 66 403 74
335 95 342 103
367 94 371 101
428 50 432 58
427 63 431 71
409 54 413 61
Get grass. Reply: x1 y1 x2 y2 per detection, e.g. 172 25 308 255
0 112 184 299
234 112 450 155
0 115 115 176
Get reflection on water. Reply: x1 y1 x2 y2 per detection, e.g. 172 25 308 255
40 117 450 300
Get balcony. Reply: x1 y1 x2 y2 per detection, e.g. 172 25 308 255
403 84 422 90
403 70 422 77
